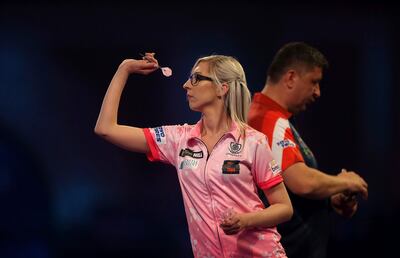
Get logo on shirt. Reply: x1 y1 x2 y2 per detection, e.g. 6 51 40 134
179 159 199 170
276 138 296 149
179 148 204 159
228 141 242 155
154 127 166 145
269 159 281 175
222 160 240 174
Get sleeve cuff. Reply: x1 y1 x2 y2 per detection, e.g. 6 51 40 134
143 128 161 162
258 174 283 190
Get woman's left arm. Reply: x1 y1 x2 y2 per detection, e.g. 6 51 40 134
220 182 293 235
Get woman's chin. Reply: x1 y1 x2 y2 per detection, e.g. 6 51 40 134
188 105 201 112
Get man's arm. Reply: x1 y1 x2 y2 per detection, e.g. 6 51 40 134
283 162 368 200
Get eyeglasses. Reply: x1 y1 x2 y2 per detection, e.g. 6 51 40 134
189 73 213 86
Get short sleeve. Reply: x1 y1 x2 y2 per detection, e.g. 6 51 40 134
143 125 184 166
271 118 304 171
252 136 283 190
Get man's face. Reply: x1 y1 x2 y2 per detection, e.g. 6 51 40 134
288 66 322 114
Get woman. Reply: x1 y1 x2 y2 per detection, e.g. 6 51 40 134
95 53 293 258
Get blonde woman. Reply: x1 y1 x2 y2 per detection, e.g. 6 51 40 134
95 53 293 257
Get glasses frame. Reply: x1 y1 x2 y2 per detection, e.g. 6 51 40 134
189 73 214 86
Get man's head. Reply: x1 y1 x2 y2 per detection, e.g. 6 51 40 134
267 42 329 114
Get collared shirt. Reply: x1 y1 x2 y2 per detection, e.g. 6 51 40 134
143 119 286 258
248 93 304 171
248 93 330 258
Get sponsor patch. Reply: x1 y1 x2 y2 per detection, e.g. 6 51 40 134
269 159 281 175
276 138 296 149
154 127 166 145
222 160 240 174
179 159 199 170
179 148 204 159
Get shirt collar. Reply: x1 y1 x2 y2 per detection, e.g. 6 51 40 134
253 92 292 119
189 118 241 142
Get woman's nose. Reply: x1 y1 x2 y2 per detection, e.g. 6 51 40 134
183 79 191 89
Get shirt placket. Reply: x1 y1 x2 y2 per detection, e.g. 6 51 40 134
195 135 229 258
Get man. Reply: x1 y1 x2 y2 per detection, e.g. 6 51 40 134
248 42 368 258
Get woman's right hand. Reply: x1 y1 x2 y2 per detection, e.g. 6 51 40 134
118 54 159 75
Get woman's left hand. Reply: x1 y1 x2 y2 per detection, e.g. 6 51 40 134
219 213 248 235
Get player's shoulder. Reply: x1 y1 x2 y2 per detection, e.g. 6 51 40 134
245 125 269 145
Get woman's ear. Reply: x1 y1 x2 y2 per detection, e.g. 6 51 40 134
218 82 229 97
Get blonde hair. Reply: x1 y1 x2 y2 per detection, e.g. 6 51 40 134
192 55 251 134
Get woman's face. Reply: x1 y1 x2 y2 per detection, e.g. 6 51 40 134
183 61 220 112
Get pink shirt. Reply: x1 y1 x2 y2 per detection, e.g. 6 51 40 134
143 119 286 258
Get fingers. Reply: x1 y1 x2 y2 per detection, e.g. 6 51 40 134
337 169 369 201
222 227 240 235
342 192 357 202
142 52 159 67
349 172 368 192
336 202 358 218
136 60 159 75
353 174 368 199
219 216 239 227
332 192 356 206
220 222 241 235
331 192 359 218
119 58 158 74
219 215 241 235
341 171 368 190
348 171 368 186
220 222 240 231
140 60 158 69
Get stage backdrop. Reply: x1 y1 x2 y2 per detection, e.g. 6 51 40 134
1 2 398 258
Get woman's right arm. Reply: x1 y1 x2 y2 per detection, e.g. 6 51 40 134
94 57 159 153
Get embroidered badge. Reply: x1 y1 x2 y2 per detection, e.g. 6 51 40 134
228 141 242 154
179 148 203 159
222 160 240 174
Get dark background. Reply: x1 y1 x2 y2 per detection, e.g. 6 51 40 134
1 2 399 258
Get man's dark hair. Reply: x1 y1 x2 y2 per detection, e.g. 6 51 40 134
267 42 329 84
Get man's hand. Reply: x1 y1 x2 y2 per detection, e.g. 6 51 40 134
331 192 358 218
337 169 368 200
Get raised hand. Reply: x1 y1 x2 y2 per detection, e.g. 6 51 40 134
140 52 172 77
118 56 159 75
